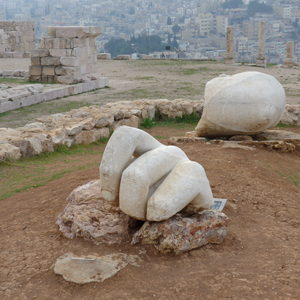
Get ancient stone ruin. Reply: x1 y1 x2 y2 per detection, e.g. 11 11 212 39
256 21 266 67
99 126 214 221
29 26 101 84
225 26 234 65
0 21 35 58
195 72 286 137
284 41 295 68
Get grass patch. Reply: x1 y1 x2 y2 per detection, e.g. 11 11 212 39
0 141 108 201
276 123 298 128
131 76 155 80
140 112 200 129
276 170 300 187
154 135 169 139
0 77 27 84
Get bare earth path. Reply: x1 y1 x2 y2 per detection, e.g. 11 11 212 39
0 59 300 299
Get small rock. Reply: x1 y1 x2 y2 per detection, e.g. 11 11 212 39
53 252 141 284
56 180 130 245
132 210 229 255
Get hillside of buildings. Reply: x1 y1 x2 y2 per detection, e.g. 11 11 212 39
2 0 300 63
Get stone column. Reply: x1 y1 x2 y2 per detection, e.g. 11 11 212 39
256 21 266 67
284 41 295 68
225 26 234 64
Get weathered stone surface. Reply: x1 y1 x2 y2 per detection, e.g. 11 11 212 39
132 210 229 254
53 252 140 284
30 26 101 84
0 21 35 58
236 130 300 152
280 104 300 126
56 180 130 245
167 136 206 145
225 26 234 64
195 72 286 137
239 140 296 152
0 143 21 160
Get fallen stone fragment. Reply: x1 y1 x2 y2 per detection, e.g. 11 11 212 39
167 136 206 145
239 140 295 152
222 141 255 151
53 252 141 284
56 180 130 245
132 210 229 255
255 130 300 149
195 72 286 137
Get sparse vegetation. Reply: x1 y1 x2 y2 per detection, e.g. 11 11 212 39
0 140 107 201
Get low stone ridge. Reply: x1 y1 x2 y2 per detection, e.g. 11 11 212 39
0 99 299 161
0 77 108 114
0 70 29 78
132 210 229 255
0 99 202 160
56 180 130 245
0 84 44 111
53 252 141 284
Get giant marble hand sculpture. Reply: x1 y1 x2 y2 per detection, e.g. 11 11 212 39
99 126 214 221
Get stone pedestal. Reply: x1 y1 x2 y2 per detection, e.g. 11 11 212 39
29 26 101 84
225 26 234 64
284 41 295 68
0 21 35 58
256 22 266 67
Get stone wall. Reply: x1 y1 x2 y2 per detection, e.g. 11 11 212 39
29 26 101 84
0 21 35 58
0 99 299 161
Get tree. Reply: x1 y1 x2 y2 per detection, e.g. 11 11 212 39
167 17 172 25
222 0 243 9
292 18 299 28
129 7 135 15
104 34 166 57
247 0 273 17
172 24 181 35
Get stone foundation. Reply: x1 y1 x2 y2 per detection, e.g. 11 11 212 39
0 21 35 58
29 26 101 84
0 78 108 114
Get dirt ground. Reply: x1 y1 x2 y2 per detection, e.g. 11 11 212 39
1 59 300 299
0 58 300 128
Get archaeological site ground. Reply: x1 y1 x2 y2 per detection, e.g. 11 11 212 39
0 59 300 300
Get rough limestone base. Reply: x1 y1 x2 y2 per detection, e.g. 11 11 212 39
132 210 229 255
56 180 130 245
53 252 141 284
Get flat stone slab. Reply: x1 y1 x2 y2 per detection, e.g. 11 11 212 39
132 210 229 255
53 252 141 284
